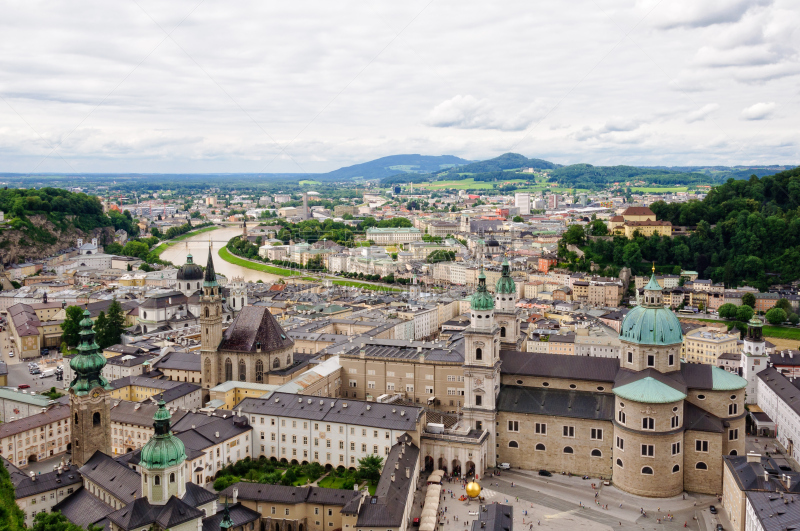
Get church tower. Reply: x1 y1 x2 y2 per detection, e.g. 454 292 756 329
494 258 521 350
242 218 247 238
139 397 187 504
742 317 768 404
462 269 501 467
69 309 112 466
200 247 224 390
229 277 247 313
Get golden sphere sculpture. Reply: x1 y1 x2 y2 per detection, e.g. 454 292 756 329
465 481 481 498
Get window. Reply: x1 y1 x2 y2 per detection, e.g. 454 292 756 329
535 443 545 451
225 358 233 381
729 429 739 441
696 462 708 470
563 446 574 454
285 509 290 516
508 441 519 448
475 348 482 361
542 382 549 387
641 444 654 457
616 458 623 468
647 355 654 367
642 417 654 430
697 394 706 400
256 360 264 383
671 416 680 429
170 473 175 483
154 475 161 485
618 411 626 424
641 467 653 475
668 354 674 365
508 421 519 432
92 412 101 426
696 440 709 452
535 423 546 435
562 426 574 438
590 449 602 457
239 359 246 381
627 352 633 363
475 395 482 406
590 428 603 440
729 404 738 416
672 442 681 455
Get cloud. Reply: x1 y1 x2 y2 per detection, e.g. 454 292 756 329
423 95 546 132
741 102 776 120
652 0 772 29
685 104 720 123
571 118 644 142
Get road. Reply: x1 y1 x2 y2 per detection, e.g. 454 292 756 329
1 326 66 392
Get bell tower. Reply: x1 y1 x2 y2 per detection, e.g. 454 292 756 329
462 269 501 467
69 309 112 466
494 258 521 349
229 277 247 313
200 247 223 390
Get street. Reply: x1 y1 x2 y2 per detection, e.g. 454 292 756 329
1 326 67 392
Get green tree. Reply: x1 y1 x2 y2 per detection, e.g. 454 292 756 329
512 216 524 223
742 293 756 308
29 511 103 531
357 455 384 482
718 303 738 319
588 219 608 236
60 306 85 348
735 305 754 322
562 225 585 246
776 298 793 314
622 242 642 269
790 313 800 325
104 299 126 347
766 307 787 325
213 475 240 492
94 311 109 349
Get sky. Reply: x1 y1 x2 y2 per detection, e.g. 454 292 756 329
0 0 798 174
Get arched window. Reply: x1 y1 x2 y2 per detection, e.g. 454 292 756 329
475 348 482 361
204 358 211 381
535 443 545 451
273 357 280 369
590 449 602 457
241 297 244 308
616 458 623 468
92 412 101 426
239 360 247 381
672 464 680 473
508 441 519 448
225 358 232 381
730 449 738 456
641 467 654 475
204 307 209 318
286 355 291 365
74 413 78 425
197 282 200 290
696 462 708 470
500 327 506 338
154 475 161 485
170 473 175 483
143 311 147 319
255 360 264 383
563 446 574 454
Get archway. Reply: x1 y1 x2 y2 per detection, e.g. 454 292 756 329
126 448 133 453
299 525 304 531
66 443 71 452
451 459 461 478
437 457 447 473
466 461 475 478
425 456 434 471
27 455 37 464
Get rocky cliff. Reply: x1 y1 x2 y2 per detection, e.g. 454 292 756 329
0 215 115 266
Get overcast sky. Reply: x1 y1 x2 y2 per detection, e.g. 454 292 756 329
1 0 798 174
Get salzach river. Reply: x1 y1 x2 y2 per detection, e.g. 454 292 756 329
159 226 284 284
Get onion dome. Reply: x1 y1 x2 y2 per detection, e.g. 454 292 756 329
69 309 111 395
471 268 495 311
220 502 234 530
495 258 515 294
176 254 203 281
619 270 682 346
139 397 186 470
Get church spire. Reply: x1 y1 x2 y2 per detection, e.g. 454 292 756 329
204 246 218 287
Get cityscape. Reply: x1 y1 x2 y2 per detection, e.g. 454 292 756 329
1 2 799 531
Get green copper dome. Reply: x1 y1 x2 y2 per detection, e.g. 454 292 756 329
140 398 186 470
619 271 682 346
471 269 495 311
613 377 687 404
711 366 747 391
496 259 516 295
69 309 111 396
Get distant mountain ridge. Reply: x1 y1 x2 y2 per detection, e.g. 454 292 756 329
315 154 470 181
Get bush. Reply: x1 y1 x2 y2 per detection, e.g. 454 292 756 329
213 475 240 492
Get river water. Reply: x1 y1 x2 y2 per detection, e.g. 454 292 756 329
159 226 283 284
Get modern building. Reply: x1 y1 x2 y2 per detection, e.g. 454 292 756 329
365 227 422 244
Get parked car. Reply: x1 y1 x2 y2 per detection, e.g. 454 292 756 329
18 384 30 389
498 463 511 470
30 368 41 374
538 470 552 477
8 352 13 357
709 505 717 514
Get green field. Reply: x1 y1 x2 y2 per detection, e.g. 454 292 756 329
415 178 529 190
217 246 300 277
299 180 321 185
628 186 689 193
332 280 403 292
153 226 218 256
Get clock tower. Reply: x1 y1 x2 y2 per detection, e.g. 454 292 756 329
69 309 112 466
200 246 224 390
462 269 501 467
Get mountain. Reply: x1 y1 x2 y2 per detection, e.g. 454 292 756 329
446 153 559 174
316 154 470 181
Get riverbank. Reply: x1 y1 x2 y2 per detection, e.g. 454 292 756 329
153 225 218 256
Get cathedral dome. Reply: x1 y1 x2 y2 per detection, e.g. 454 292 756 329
619 271 682 346
177 254 204 281
140 399 186 470
495 259 516 294
471 269 495 311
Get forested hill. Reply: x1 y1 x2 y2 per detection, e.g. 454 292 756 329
316 154 469 181
567 168 800 290
443 153 559 173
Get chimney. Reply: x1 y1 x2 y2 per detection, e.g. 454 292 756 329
233 487 238 504
391 472 395 482
29 472 35 482
747 452 761 463
215 431 220 438
406 467 410 478
395 462 399 470
257 341 262 353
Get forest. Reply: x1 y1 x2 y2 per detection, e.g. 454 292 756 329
560 168 800 290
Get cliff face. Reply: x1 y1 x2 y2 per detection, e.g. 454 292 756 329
0 215 115 266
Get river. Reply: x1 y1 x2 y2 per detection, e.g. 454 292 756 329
159 226 284 284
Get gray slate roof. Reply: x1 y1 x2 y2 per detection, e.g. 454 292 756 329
14 465 82 499
496 385 614 421
471 503 513 531
499 350 619 382
758 368 800 418
79 450 142 504
201 503 261 531
357 436 419 528
219 306 294 353
51 486 115 530
220 483 359 506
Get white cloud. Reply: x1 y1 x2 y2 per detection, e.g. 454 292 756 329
424 95 546 132
651 0 772 29
741 102 776 120
686 104 720 123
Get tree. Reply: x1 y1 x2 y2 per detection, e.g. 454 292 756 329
588 219 608 236
104 299 126 346
512 215 524 223
735 305 754 322
562 225 585 246
94 311 109 349
789 313 800 325
30 511 103 531
742 293 756 308
622 242 642 269
60 306 85 348
718 303 738 319
765 307 787 325
776 298 793 314
357 455 384 482
213 475 240 492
